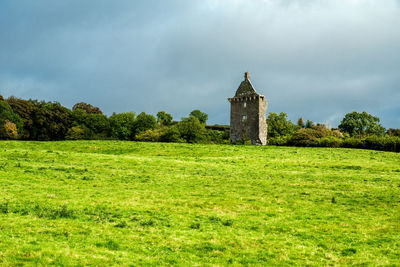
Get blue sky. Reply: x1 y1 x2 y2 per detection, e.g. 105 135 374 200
1 0 400 128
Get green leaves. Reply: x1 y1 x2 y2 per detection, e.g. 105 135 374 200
339 111 386 137
266 112 296 138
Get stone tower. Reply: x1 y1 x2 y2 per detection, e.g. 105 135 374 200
228 72 268 145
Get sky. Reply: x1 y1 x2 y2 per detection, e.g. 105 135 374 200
1 0 400 128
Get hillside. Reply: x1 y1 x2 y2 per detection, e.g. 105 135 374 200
0 141 399 265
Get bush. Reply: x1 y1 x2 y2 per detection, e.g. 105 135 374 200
66 125 93 140
136 127 168 142
160 125 183 143
317 136 343 148
178 116 207 143
364 136 400 152
341 136 400 152
0 120 19 139
267 136 290 146
342 137 365 149
206 129 229 144
290 128 324 147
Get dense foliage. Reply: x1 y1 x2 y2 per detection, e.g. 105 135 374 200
72 102 103 114
1 95 399 152
1 95 221 144
338 111 385 137
266 112 297 138
0 98 23 139
189 109 208 124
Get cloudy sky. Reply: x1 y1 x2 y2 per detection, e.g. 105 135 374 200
1 0 399 127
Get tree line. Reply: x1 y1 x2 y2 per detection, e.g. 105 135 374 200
0 95 228 143
1 95 399 152
266 112 400 152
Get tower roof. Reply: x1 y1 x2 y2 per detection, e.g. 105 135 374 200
234 72 259 97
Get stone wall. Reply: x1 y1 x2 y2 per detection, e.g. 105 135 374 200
229 95 267 145
228 73 267 145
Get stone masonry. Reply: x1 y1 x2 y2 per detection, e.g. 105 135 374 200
228 72 268 145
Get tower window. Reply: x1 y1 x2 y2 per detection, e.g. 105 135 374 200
243 102 247 108
242 115 247 121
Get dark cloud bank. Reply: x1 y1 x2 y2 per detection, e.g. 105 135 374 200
1 0 400 127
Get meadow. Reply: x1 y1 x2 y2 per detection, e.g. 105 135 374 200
0 141 399 265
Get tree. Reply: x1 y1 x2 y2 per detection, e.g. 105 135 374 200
72 102 103 114
65 125 92 140
178 116 207 143
133 112 157 137
387 128 400 137
305 120 314 128
297 117 305 128
0 99 23 138
31 101 72 140
109 112 136 140
160 125 183 143
86 113 110 137
189 110 208 124
266 112 296 138
71 109 110 138
6 97 38 139
157 111 173 126
338 111 385 137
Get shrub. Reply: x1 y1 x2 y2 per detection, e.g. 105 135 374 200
136 127 168 142
207 129 229 144
0 120 19 139
290 128 324 147
178 116 207 143
317 136 343 148
267 136 290 146
160 125 183 143
66 125 93 140
342 137 365 149
364 136 400 152
341 136 400 152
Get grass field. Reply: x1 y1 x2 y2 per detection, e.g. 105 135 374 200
0 141 399 265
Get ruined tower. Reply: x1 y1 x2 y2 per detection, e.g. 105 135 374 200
228 72 268 145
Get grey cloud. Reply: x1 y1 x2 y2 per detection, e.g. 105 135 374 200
0 0 399 127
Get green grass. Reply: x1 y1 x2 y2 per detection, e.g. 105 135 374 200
0 141 399 266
